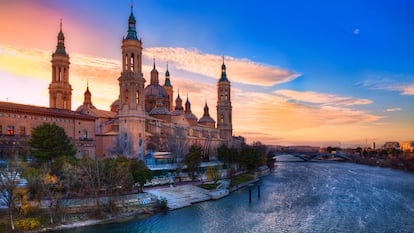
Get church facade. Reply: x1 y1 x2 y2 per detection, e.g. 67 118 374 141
0 6 234 160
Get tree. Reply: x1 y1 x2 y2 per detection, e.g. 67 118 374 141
205 165 221 184
110 133 133 157
103 157 134 195
130 160 153 193
22 165 63 224
167 127 189 181
185 145 202 181
239 144 267 172
29 123 76 165
0 156 24 231
78 157 104 214
217 144 239 177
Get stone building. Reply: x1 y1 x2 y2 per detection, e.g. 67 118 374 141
0 5 234 161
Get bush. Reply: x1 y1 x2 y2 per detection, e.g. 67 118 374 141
14 218 40 231
230 174 253 187
198 183 220 190
159 197 168 211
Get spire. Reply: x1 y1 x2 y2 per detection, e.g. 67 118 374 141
164 62 172 87
219 56 229 82
185 94 191 113
150 58 159 84
55 19 67 55
174 89 184 111
125 1 138 40
82 82 95 109
203 100 210 117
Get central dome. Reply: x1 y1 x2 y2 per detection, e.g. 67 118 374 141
144 84 169 112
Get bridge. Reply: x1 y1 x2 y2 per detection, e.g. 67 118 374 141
276 152 351 162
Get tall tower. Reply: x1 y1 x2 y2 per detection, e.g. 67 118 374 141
118 4 146 159
164 63 174 112
216 59 233 144
49 20 72 110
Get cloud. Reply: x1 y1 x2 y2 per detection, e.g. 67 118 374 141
353 28 360 35
400 84 414 95
386 108 402 112
358 78 414 96
231 90 382 133
274 89 372 106
0 44 385 145
143 47 301 87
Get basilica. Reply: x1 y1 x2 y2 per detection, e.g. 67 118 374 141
0 6 234 160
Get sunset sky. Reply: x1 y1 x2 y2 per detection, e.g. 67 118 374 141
0 0 413 147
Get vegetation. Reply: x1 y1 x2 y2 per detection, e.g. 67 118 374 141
0 155 23 231
28 123 76 166
217 141 268 175
230 174 254 187
0 123 161 231
14 217 40 231
184 145 202 181
158 197 168 211
198 183 220 190
205 165 221 184
130 160 153 193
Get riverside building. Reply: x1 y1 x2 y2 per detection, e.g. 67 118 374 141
0 5 234 161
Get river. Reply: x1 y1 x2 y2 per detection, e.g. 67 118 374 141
60 155 414 233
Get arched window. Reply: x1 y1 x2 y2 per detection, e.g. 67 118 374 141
220 114 224 123
125 89 129 104
130 53 135 71
136 90 139 104
124 54 128 70
58 68 62 81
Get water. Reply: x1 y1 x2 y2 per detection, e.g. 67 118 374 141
60 155 414 233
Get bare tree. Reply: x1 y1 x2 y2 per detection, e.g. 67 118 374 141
78 157 104 214
167 126 189 181
0 155 23 231
110 133 133 157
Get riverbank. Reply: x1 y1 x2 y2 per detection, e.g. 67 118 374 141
352 156 414 172
33 170 268 232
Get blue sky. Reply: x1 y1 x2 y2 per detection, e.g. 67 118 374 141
0 0 413 146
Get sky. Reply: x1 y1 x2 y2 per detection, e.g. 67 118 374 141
0 0 413 147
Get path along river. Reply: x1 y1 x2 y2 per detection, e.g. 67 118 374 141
60 155 414 233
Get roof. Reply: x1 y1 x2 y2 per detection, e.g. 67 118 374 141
77 105 117 118
198 115 215 124
145 84 168 98
0 101 95 121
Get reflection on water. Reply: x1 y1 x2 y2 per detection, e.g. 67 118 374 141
60 155 414 233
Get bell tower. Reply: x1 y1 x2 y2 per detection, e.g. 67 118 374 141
49 20 72 110
164 63 174 111
118 4 146 159
216 58 233 144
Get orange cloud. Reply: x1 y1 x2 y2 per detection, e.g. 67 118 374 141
143 47 300 86
274 89 372 106
0 45 390 146
401 84 414 95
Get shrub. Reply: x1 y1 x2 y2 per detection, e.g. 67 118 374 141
159 197 168 211
14 218 40 231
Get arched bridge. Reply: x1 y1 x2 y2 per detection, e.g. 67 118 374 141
285 152 351 161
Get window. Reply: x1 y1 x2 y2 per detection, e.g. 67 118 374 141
125 89 129 103
82 130 88 140
136 91 139 104
19 126 25 136
130 53 135 71
0 125 2 134
124 54 128 70
7 125 14 136
220 114 224 123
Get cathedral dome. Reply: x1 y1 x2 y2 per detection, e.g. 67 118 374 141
110 99 120 112
144 84 168 98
